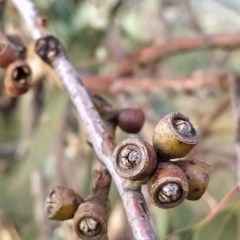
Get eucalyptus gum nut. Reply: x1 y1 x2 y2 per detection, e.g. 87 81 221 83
117 108 145 133
172 159 210 200
4 60 32 97
152 112 199 161
0 40 16 68
35 35 62 65
147 162 189 209
73 201 108 239
112 138 157 181
45 186 83 221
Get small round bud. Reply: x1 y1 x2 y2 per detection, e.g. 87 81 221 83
117 108 145 134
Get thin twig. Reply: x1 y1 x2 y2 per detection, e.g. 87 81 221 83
106 33 240 80
11 0 157 239
109 74 229 94
79 73 230 93
201 191 217 213
86 167 111 207
197 185 239 227
30 169 52 240
47 33 237 88
199 96 230 138
187 96 230 159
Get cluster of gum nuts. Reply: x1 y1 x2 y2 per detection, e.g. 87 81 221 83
45 180 109 239
43 112 210 240
112 112 210 209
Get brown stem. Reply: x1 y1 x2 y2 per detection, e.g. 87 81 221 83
201 191 217 213
106 33 240 80
91 94 118 140
36 34 239 92
81 73 229 93
74 169 111 240
197 185 239 227
86 168 111 206
199 96 230 138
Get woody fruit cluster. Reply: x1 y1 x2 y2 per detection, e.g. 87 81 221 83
112 112 210 208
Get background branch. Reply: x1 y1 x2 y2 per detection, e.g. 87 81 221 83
109 74 229 94
73 31 237 93
106 33 240 80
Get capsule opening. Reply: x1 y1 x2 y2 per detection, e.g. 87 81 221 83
12 66 31 84
169 112 199 144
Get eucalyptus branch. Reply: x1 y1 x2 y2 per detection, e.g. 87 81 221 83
11 0 157 239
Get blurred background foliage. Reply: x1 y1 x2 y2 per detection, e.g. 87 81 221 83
0 0 240 239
